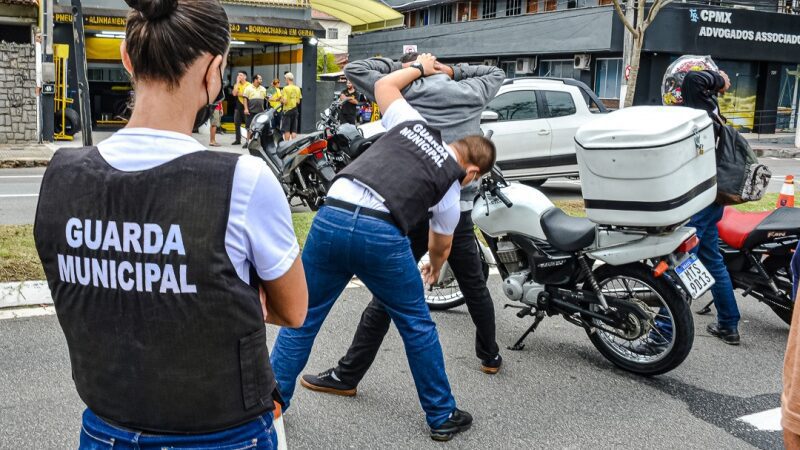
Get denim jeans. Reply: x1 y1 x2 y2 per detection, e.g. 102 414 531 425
79 409 276 449
688 203 740 329
335 211 499 387
270 205 457 427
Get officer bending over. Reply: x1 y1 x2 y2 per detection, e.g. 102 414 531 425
33 0 307 448
269 53 496 441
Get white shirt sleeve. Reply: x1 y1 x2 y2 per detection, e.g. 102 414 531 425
381 99 426 131
232 156 300 282
429 181 462 235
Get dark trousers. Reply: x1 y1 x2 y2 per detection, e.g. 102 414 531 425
335 211 499 386
234 104 245 143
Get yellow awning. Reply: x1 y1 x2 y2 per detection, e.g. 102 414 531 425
310 0 403 33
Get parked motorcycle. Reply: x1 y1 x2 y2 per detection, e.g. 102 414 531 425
462 167 706 375
316 95 344 132
247 109 336 210
325 123 384 172
696 206 800 325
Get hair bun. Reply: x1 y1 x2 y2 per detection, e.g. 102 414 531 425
124 0 177 21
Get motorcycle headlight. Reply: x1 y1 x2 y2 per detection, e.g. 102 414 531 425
324 108 331 117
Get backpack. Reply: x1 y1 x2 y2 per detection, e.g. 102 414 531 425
714 121 771 205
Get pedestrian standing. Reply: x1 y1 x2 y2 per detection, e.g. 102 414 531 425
209 101 222 147
339 79 359 125
280 72 302 141
33 1 308 448
267 78 283 129
270 53 496 441
680 69 742 345
782 242 800 449
232 70 250 145
299 52 506 401
243 74 267 146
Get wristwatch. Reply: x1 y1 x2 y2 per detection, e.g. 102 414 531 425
410 62 425 78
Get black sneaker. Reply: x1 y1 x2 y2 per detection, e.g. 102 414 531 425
430 409 473 442
480 354 503 374
707 323 740 345
300 368 357 396
232 141 241 145
242 142 249 149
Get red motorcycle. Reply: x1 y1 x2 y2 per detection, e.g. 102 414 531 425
700 207 800 324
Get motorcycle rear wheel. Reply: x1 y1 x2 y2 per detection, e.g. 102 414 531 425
582 263 694 376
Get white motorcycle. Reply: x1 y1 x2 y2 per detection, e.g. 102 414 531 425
425 167 713 376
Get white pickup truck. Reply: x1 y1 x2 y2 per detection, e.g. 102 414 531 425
480 77 607 187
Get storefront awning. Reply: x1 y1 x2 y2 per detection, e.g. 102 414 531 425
310 0 404 33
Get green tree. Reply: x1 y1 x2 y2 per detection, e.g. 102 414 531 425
317 48 340 79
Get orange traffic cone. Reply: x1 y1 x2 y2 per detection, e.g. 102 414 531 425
777 175 795 208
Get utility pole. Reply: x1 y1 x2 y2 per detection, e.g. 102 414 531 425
71 0 93 146
619 0 634 108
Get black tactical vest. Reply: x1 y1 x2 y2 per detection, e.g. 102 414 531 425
335 120 465 234
34 148 277 433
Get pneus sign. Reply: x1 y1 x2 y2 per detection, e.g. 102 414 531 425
690 8 800 45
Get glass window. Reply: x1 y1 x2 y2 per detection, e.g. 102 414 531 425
420 9 430 25
778 64 799 131
485 90 538 121
539 60 580 80
594 58 622 99
507 0 523 15
326 27 338 40
527 0 539 13
482 0 498 18
543 91 576 117
440 4 454 23
500 61 516 79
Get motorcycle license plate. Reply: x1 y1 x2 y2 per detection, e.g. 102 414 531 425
675 254 715 299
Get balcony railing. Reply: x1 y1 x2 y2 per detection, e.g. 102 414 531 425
222 0 310 8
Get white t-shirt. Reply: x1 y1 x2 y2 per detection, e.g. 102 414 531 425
96 128 299 284
326 100 461 235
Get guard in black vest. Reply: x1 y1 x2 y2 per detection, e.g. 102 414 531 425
270 54 496 441
33 1 307 448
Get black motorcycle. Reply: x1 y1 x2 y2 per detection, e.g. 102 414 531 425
247 109 336 211
324 123 383 172
701 206 800 324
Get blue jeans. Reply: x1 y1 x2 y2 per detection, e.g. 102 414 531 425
79 409 276 449
688 203 740 329
270 206 457 427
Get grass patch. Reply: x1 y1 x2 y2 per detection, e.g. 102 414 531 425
0 225 43 282
0 193 794 283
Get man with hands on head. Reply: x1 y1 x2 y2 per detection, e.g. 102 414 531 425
269 53 497 441
299 51 506 402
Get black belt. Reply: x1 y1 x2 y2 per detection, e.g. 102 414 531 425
324 198 398 228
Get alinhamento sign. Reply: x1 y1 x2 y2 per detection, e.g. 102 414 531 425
691 8 800 45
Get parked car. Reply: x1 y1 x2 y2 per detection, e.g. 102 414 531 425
480 77 607 187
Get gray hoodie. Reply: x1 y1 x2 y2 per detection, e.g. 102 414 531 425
345 58 506 211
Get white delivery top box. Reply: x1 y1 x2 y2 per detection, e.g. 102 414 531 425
575 106 717 228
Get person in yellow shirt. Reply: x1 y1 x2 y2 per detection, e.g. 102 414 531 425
280 72 302 141
231 71 250 145
243 74 267 146
267 79 283 130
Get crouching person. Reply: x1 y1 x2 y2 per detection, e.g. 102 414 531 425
33 1 307 448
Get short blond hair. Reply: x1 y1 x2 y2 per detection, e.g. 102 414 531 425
284 72 294 80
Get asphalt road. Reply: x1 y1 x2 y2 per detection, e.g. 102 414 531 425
3 157 798 225
0 277 788 449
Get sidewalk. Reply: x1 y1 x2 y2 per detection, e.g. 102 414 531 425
0 130 248 167
742 133 800 158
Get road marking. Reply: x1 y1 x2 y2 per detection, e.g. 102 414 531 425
0 175 43 179
0 194 38 198
738 407 782 431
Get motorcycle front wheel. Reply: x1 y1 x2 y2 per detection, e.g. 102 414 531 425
582 263 694 376
420 252 490 311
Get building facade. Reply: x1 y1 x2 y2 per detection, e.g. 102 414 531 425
50 0 322 133
350 0 800 132
0 0 38 144
313 9 351 68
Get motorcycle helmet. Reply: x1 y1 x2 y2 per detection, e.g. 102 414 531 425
661 55 720 106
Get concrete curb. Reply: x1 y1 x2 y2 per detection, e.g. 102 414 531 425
0 159 49 168
754 148 800 159
0 280 53 309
